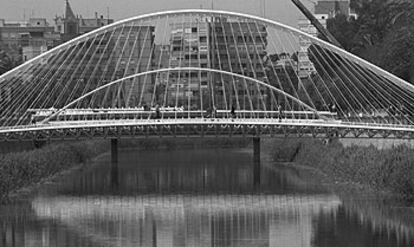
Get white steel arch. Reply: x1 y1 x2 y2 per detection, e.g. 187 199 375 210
0 9 412 133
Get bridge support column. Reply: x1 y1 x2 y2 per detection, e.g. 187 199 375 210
110 138 119 188
111 138 118 164
253 137 261 186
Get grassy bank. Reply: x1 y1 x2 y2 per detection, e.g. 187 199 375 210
270 138 414 198
0 141 108 203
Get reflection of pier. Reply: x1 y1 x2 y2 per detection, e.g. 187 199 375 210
31 194 340 247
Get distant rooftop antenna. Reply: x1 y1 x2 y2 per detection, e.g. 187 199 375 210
211 0 214 10
107 7 109 19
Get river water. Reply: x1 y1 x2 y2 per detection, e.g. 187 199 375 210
0 147 413 247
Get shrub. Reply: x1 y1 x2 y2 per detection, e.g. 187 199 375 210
0 141 108 203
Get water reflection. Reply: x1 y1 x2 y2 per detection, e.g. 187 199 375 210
0 148 413 247
30 194 339 247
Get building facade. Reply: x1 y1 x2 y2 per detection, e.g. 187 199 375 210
167 21 210 108
0 18 60 62
315 0 357 20
112 25 155 107
210 17 268 109
0 0 114 66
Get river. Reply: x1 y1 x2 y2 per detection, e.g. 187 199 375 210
0 147 413 246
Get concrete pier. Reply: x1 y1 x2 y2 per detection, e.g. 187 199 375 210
110 138 119 188
253 137 260 163
253 137 261 186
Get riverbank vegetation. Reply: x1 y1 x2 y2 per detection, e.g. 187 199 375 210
0 141 108 203
271 138 414 199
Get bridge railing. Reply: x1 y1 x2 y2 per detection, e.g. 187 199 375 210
27 108 337 123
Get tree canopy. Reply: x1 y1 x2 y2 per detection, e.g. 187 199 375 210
0 50 13 76
326 0 414 83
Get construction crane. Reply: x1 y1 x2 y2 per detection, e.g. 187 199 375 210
290 0 343 48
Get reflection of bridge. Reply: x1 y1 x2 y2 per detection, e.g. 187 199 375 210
0 10 413 141
31 194 340 247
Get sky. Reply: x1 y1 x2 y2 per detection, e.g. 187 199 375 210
0 0 314 27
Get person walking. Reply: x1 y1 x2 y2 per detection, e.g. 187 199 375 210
155 104 161 119
278 104 283 122
212 106 217 119
230 105 236 119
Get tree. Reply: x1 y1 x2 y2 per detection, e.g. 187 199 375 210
0 50 14 75
326 0 414 83
326 14 358 52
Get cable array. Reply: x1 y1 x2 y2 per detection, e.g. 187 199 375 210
0 10 412 129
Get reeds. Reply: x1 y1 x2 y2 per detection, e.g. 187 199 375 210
0 141 107 202
271 138 414 198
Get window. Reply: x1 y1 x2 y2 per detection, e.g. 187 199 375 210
199 46 208 52
173 40 182 45
220 54 228 60
199 36 207 42
200 54 208 59
201 63 208 68
192 27 197 33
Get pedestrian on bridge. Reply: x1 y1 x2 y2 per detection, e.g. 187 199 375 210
278 104 283 122
205 107 212 119
155 104 161 119
231 105 236 119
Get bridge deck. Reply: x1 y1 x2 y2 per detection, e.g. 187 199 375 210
0 117 413 141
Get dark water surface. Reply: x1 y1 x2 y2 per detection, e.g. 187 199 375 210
0 148 413 247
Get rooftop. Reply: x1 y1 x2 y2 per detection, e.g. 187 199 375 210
315 0 351 16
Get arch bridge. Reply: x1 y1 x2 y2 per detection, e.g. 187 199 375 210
0 9 413 141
